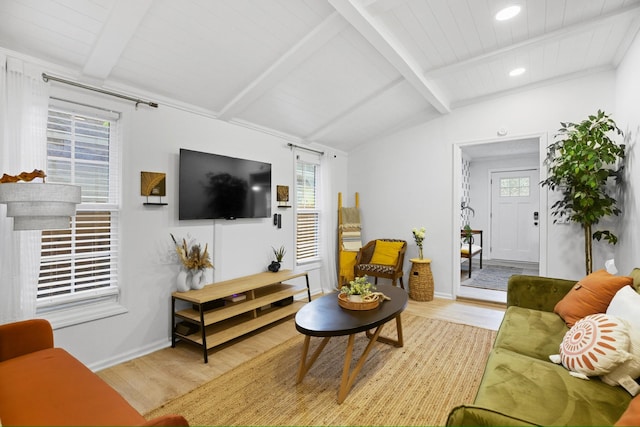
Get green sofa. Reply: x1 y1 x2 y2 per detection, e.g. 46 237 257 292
447 270 640 426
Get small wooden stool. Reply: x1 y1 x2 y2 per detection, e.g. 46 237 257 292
408 258 434 301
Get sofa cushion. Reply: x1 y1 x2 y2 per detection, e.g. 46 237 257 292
474 347 631 426
554 269 632 327
0 348 146 426
506 275 577 313
559 313 632 377
603 286 640 388
493 306 568 361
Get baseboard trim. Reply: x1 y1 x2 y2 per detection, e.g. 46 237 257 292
434 291 454 300
457 290 507 307
89 338 172 372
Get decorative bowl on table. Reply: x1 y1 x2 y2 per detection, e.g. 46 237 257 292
337 293 380 310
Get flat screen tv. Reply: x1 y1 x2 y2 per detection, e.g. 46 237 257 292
179 148 272 220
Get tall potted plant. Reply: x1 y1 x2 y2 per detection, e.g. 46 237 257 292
540 110 625 274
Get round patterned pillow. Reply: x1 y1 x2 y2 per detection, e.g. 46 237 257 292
560 313 632 377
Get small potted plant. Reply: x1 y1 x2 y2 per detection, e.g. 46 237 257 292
268 245 286 272
462 224 474 244
340 275 375 302
461 201 475 244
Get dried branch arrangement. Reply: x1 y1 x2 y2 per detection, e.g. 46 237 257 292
170 233 213 270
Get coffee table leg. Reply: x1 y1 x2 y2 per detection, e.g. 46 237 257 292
337 325 385 404
297 335 331 384
366 314 404 347
395 315 404 347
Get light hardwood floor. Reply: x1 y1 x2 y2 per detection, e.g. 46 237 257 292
97 297 505 415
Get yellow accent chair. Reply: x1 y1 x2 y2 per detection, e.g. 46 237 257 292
354 239 407 289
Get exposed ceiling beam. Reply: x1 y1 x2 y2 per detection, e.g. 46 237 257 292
217 12 348 121
427 2 640 79
82 0 153 80
329 0 450 114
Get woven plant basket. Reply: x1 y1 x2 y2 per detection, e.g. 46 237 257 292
409 260 434 301
337 293 380 310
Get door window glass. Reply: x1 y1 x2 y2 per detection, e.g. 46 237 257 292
500 177 529 197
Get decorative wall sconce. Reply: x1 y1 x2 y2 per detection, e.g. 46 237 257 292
0 169 81 230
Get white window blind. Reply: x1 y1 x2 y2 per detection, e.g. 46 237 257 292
38 102 120 309
295 155 320 262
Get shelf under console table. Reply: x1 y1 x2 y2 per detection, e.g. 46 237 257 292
171 269 311 363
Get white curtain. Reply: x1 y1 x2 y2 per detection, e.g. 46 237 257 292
0 55 50 323
319 151 337 293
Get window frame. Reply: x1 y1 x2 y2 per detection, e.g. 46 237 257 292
36 98 125 328
295 152 321 265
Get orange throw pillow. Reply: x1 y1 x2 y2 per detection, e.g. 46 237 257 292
616 394 640 426
554 269 632 327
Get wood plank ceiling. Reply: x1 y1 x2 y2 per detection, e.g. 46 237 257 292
0 0 638 152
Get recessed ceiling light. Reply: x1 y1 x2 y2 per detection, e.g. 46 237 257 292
509 67 526 77
495 5 521 21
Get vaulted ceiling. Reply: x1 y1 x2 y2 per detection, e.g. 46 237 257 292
1 0 639 152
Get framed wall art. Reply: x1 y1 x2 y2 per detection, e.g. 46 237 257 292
141 171 167 205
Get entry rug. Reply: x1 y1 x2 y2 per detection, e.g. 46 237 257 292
146 315 496 426
462 265 524 291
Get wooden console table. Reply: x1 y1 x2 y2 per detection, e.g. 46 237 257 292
171 269 310 363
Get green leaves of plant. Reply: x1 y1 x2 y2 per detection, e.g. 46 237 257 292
594 230 618 245
540 110 625 242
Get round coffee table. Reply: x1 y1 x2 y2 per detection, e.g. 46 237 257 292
295 284 407 403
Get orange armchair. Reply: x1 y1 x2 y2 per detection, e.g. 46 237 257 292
0 319 188 426
0 318 53 362
354 239 407 289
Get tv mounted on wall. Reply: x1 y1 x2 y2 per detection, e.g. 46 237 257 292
179 148 272 220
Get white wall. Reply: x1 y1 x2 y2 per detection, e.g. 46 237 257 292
348 70 617 300
49 85 347 370
615 32 640 275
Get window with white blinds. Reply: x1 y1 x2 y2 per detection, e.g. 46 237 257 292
37 102 120 309
295 156 320 263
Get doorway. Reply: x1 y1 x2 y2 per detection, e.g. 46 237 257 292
455 137 545 303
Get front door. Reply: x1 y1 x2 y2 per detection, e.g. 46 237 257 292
490 169 540 262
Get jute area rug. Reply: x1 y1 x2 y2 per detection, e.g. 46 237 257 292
146 315 496 426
